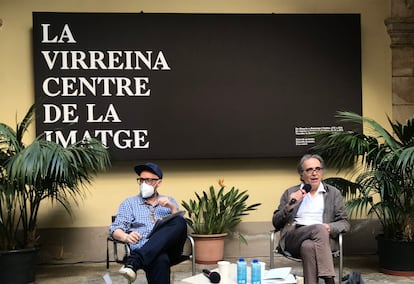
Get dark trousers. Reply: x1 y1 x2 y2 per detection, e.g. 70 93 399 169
127 215 187 284
285 224 335 284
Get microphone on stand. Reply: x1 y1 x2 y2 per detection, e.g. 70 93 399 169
202 269 221 283
289 184 312 205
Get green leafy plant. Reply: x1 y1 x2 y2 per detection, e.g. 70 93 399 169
181 179 261 243
311 111 414 241
0 105 111 250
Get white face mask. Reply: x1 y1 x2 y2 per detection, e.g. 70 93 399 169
140 182 155 198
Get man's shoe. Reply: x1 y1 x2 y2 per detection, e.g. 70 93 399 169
119 265 137 282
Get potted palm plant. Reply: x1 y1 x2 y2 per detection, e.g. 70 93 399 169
181 179 261 264
311 111 414 275
0 104 111 284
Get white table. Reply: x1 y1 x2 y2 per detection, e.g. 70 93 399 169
180 263 300 284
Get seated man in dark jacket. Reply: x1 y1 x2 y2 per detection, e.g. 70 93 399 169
272 154 350 284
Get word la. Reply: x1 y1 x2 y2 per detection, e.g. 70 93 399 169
43 103 121 123
41 23 76 43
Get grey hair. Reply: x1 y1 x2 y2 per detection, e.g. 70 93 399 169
297 154 325 174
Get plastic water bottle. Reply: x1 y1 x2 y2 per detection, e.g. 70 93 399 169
251 258 261 284
237 257 247 284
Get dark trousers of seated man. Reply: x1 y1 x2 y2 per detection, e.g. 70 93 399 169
285 224 335 284
127 215 187 284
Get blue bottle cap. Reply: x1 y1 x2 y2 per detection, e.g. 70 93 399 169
239 258 245 261
252 259 259 263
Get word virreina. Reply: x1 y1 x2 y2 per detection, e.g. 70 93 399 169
41 50 170 71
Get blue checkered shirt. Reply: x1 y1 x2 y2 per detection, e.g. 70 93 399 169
109 194 179 250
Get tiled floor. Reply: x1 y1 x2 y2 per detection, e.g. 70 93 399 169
35 255 414 284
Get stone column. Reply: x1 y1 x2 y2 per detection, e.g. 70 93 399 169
385 0 414 123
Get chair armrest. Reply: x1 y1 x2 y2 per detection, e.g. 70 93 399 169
107 235 127 244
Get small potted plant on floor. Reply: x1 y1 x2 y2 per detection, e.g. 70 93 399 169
0 105 111 284
181 179 261 264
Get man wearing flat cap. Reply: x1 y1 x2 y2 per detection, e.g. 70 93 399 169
109 162 187 283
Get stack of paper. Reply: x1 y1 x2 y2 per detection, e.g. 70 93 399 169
262 267 296 284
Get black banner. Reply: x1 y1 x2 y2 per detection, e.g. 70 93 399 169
33 12 362 160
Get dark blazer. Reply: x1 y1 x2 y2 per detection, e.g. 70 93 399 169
272 182 350 252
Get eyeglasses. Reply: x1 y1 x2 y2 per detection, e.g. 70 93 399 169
137 177 159 184
304 167 323 174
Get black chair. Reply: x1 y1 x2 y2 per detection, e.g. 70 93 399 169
269 229 343 281
106 216 196 283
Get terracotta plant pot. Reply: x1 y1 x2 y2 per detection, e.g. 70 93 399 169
191 233 228 264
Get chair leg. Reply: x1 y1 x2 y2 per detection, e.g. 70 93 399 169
339 233 343 281
106 239 110 270
187 235 196 275
270 230 276 269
